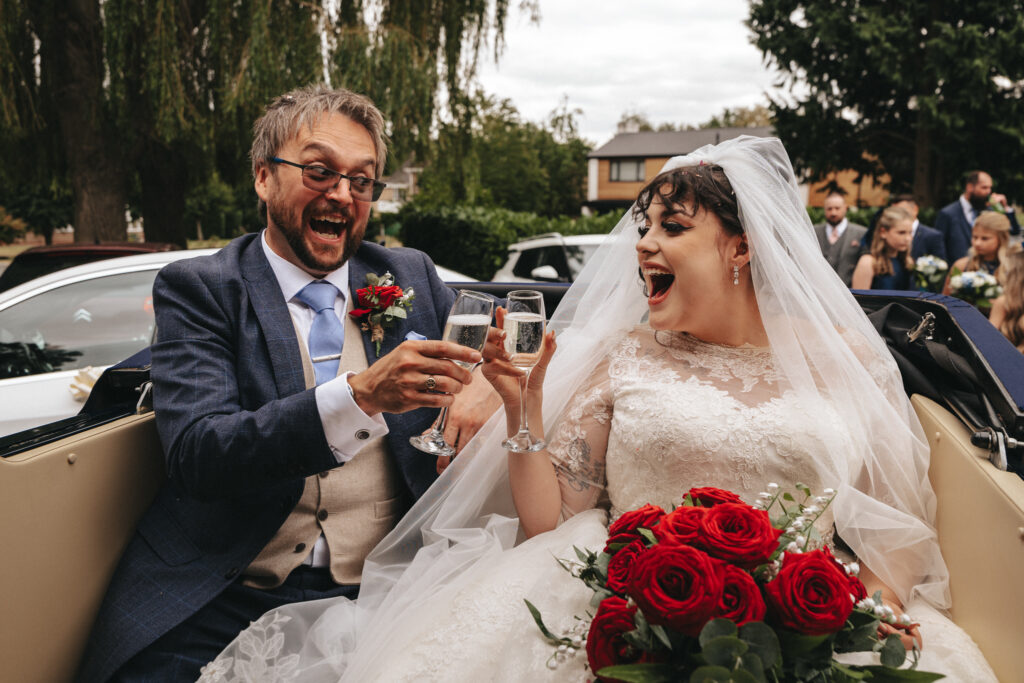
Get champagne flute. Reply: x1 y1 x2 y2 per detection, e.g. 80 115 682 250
409 290 494 457
501 290 547 452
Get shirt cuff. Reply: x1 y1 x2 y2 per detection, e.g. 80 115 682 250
315 372 389 463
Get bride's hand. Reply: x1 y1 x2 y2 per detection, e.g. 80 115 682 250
482 307 556 409
878 598 923 651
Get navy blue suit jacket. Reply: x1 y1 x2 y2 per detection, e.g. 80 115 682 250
77 234 455 682
936 201 1021 262
911 222 947 261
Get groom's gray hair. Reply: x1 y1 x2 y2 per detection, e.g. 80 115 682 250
250 84 388 180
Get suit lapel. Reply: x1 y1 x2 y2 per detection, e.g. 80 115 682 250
240 238 306 398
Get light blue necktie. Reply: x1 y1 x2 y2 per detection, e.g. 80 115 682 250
296 281 345 385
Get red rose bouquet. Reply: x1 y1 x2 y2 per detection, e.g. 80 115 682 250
527 484 941 682
348 271 415 356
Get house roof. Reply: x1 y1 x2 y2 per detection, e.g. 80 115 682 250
588 126 774 159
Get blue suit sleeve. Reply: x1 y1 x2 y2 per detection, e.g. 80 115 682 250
1008 209 1021 236
151 262 337 502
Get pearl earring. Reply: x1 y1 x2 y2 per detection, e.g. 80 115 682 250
733 265 740 286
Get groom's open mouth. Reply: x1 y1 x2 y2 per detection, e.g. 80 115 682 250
642 266 675 304
309 214 349 242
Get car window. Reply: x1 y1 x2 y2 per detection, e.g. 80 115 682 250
565 244 600 279
0 270 157 379
511 246 570 281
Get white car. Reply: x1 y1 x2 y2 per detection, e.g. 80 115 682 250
0 248 475 438
492 233 607 283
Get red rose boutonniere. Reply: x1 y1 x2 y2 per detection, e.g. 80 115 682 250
348 272 415 357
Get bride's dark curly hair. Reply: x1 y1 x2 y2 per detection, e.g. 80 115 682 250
632 163 743 237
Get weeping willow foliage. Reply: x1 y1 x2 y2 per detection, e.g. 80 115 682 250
0 0 519 239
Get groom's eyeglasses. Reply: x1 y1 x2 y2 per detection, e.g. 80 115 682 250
267 157 386 202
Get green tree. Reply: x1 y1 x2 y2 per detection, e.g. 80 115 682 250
416 93 590 216
748 0 1024 208
1 0 521 246
699 104 773 129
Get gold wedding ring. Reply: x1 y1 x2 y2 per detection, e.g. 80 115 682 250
425 375 437 391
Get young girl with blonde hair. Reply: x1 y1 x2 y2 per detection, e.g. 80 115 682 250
851 206 914 290
943 212 1019 294
989 251 1024 351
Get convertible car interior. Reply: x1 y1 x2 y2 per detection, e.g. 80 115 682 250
1 286 1021 682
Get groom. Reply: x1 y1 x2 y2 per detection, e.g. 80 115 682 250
77 85 496 682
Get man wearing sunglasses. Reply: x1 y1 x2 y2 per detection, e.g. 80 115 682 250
79 85 499 682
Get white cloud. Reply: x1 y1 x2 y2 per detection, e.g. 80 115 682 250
476 0 782 145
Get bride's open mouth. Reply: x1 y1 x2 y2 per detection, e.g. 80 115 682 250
643 266 675 304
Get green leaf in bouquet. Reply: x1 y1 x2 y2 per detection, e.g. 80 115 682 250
700 619 739 648
384 305 407 319
596 551 611 575
639 527 658 544
365 272 380 286
649 623 673 650
737 653 767 683
588 587 613 608
852 665 946 682
702 636 748 668
598 663 680 683
522 599 571 646
879 633 907 668
574 546 593 564
738 622 780 669
776 629 831 656
689 665 758 682
782 492 794 502
830 662 871 680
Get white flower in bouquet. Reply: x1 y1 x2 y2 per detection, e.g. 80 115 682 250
914 254 949 292
949 269 1003 307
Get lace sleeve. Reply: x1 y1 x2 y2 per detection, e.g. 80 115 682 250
546 354 614 522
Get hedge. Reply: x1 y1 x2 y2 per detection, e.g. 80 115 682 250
398 205 621 280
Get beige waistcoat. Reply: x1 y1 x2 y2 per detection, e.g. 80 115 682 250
244 298 404 588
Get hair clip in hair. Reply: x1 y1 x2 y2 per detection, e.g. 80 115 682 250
698 160 707 166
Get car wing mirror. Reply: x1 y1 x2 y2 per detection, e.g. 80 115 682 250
529 265 563 282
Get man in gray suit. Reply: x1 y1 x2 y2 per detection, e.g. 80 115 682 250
814 190 868 286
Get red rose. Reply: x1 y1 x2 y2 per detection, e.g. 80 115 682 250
763 549 855 635
586 597 644 681
686 486 744 507
697 503 782 569
375 284 403 308
355 287 373 308
605 504 665 552
626 543 724 636
717 564 767 626
606 539 646 594
653 505 705 546
348 308 372 320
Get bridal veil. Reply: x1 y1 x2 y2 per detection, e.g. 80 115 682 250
201 136 948 682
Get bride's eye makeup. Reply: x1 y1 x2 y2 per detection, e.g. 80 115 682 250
638 224 651 238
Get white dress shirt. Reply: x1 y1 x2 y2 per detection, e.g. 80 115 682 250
261 232 390 569
827 218 848 244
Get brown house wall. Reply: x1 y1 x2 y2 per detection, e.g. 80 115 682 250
595 157 672 201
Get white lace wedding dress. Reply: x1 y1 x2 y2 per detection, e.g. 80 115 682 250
202 325 994 682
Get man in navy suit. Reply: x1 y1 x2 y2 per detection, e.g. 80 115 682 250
78 86 497 682
935 170 1020 261
890 194 946 261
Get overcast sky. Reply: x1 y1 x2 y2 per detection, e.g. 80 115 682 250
475 0 783 147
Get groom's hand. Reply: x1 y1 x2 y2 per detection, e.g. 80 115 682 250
348 340 479 415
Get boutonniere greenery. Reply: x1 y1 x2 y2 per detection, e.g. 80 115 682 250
348 272 415 357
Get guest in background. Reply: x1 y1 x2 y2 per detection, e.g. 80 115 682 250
814 190 868 286
943 212 1019 295
852 206 914 290
989 252 1024 352
935 170 1020 261
891 194 947 261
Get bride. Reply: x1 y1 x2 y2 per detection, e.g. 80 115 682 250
200 137 994 682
